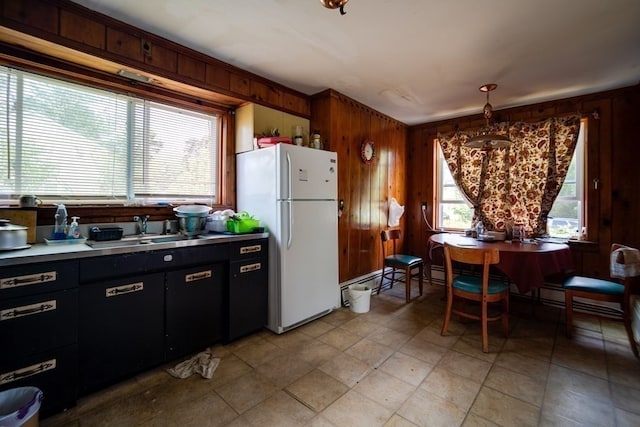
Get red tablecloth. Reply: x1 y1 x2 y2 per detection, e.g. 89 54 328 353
428 233 574 294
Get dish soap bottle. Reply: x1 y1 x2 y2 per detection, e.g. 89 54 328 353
53 203 68 240
68 216 80 239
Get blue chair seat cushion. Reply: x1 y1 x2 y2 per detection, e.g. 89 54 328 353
385 255 423 268
452 274 509 294
563 276 624 296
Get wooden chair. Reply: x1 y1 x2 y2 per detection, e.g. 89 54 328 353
378 229 424 303
441 242 510 353
564 243 640 357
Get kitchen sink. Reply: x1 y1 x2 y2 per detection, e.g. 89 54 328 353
86 234 189 248
144 235 190 244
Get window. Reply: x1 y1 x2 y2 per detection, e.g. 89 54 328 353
547 119 585 237
0 66 219 204
435 148 473 229
435 119 586 235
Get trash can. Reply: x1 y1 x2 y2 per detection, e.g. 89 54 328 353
348 283 371 313
0 387 43 427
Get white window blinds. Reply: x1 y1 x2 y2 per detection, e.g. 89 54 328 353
1 66 219 203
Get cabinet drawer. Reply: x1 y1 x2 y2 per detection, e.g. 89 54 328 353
168 244 228 267
0 344 78 417
0 289 77 363
79 273 165 393
0 260 78 299
229 239 268 262
79 250 173 282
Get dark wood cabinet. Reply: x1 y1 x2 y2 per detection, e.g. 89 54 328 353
1 236 268 416
227 239 268 342
165 264 225 360
79 272 165 393
0 260 79 416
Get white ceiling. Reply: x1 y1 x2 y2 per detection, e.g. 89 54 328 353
72 0 640 125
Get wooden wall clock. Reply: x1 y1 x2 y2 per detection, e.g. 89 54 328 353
360 140 375 164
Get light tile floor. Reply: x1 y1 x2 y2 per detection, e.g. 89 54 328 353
42 282 640 426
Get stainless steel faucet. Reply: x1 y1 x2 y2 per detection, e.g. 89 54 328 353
133 215 150 235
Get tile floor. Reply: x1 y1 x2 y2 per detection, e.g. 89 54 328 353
42 281 640 427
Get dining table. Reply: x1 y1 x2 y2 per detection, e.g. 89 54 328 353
428 233 575 294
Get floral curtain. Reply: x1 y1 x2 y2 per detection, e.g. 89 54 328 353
437 115 581 236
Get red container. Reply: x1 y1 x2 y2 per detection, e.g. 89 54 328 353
257 137 291 148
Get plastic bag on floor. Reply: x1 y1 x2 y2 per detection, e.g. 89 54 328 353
167 350 220 380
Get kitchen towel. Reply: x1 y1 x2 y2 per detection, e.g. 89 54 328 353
166 349 220 380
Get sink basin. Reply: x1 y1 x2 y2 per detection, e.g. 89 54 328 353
86 234 190 248
144 235 190 244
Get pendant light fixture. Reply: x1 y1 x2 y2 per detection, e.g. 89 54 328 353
320 0 349 15
465 84 512 149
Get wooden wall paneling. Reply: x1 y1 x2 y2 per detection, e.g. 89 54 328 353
60 9 105 50
334 97 351 282
143 41 177 74
2 0 59 36
177 53 206 83
205 63 230 91
357 106 373 276
370 114 384 272
586 98 611 277
106 27 144 62
612 91 640 247
346 101 362 278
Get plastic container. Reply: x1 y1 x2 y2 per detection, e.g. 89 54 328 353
89 227 123 241
0 386 43 427
348 283 371 313
68 216 80 239
226 218 260 234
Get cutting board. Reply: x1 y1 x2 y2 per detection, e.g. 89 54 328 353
0 208 37 243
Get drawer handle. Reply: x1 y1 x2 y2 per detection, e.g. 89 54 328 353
240 263 262 273
0 271 57 289
185 270 212 282
1 300 57 321
0 359 57 385
106 282 144 297
240 245 262 254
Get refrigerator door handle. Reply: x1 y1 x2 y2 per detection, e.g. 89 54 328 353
287 200 293 249
286 152 292 200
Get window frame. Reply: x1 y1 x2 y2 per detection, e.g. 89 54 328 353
0 63 228 207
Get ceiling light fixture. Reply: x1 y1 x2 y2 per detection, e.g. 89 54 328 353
117 69 154 84
465 83 512 149
320 0 349 15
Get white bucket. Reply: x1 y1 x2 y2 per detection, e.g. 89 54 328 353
348 283 371 313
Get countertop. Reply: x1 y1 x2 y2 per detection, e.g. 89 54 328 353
0 232 269 266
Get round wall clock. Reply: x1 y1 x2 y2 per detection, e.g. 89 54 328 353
361 140 375 164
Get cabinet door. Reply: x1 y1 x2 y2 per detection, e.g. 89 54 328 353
79 273 165 393
165 264 224 360
227 258 268 342
0 344 78 417
0 288 77 362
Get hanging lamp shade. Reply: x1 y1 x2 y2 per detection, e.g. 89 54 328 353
320 0 349 15
465 84 513 149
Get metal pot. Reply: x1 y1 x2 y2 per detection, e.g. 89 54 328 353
176 214 207 236
0 219 29 250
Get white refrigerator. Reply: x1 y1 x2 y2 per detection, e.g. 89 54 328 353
236 144 340 334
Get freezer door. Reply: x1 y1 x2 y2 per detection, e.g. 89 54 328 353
279 200 339 328
278 145 337 201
